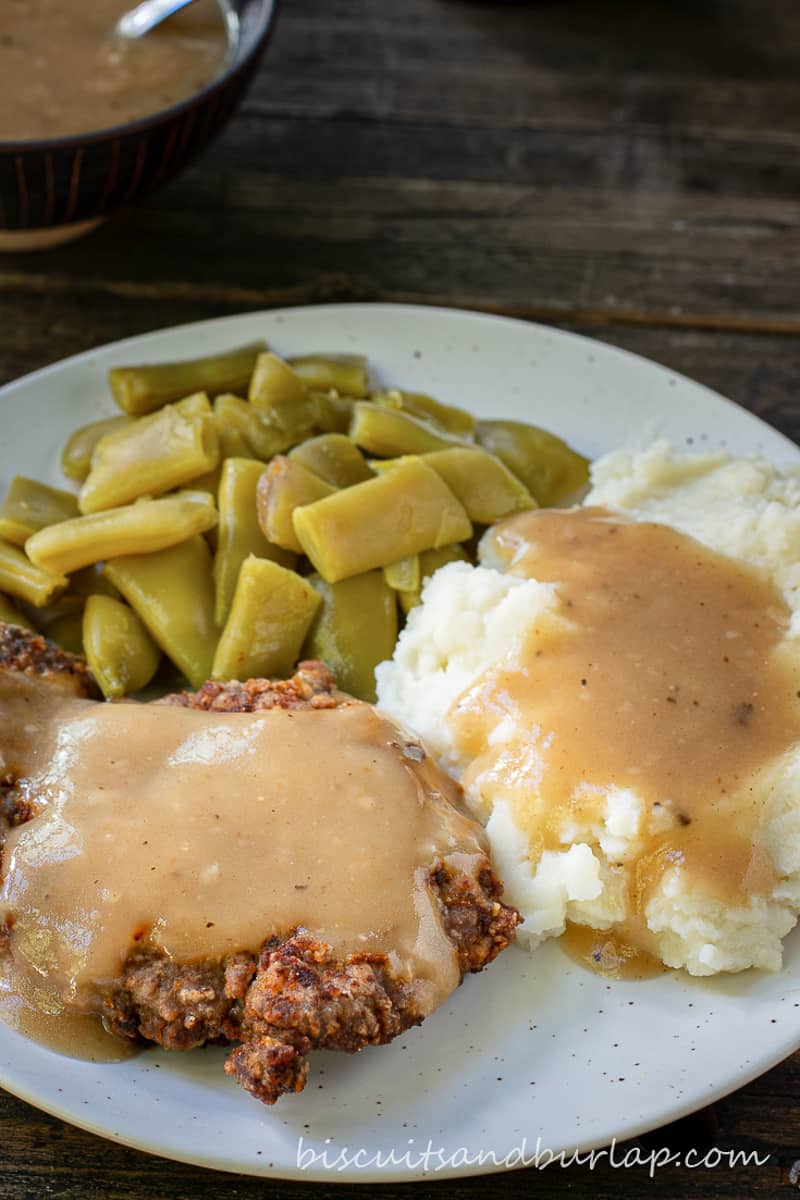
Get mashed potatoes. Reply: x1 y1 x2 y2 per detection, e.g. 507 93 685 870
376 442 800 975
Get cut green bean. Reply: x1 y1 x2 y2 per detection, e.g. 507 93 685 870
214 458 296 628
0 477 80 546
83 594 161 699
420 447 535 523
372 389 476 439
214 393 294 460
69 564 123 601
349 401 466 458
79 400 219 513
308 389 355 434
249 353 359 445
256 456 336 554
288 433 373 488
398 543 470 613
383 555 419 592
61 415 133 483
43 615 84 654
26 492 217 577
190 464 222 497
248 352 308 418
109 341 266 416
293 458 472 583
289 354 369 398
103 535 217 689
218 426 258 461
0 539 68 607
24 591 85 647
304 570 398 702
212 555 321 681
0 590 34 630
476 420 590 506
173 391 213 419
370 449 534 522
19 586 89 652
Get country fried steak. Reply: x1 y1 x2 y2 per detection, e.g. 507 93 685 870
0 622 520 1105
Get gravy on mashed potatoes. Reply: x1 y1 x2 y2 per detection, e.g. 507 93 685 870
377 443 800 976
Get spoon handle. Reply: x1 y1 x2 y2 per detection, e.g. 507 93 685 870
116 0 199 39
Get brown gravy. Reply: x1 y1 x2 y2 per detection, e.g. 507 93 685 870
451 508 800 971
0 0 229 141
0 957 134 1061
560 922 666 981
0 677 487 1055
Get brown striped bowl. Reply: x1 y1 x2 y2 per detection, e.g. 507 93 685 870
0 0 278 251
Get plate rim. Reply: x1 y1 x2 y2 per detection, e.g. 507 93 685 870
1 301 799 1182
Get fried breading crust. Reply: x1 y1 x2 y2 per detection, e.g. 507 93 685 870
0 623 98 698
1 624 521 1104
158 661 350 712
106 861 519 1105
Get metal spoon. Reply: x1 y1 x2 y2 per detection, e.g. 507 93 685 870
116 0 200 39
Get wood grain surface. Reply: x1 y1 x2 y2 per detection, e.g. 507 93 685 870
1 0 799 1196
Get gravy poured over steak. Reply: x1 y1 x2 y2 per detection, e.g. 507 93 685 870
0 624 519 1103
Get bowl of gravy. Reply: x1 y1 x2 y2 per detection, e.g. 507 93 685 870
0 0 278 249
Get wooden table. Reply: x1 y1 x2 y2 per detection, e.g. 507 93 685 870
1 1 799 1195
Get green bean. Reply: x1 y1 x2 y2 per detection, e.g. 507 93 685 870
0 539 68 607
370 448 533 522
69 563 123 601
304 570 398 702
398 543 470 613
83 594 161 699
249 353 359 445
288 433 373 488
21 590 85 648
249 352 308 417
349 401 466 458
214 458 296 628
214 394 294 460
475 420 590 506
212 555 321 681
308 389 355 434
218 426 258 461
289 354 369 398
61 415 133 483
26 492 217 577
419 447 535 523
103 535 217 689
0 590 34 630
372 389 476 439
173 391 213 419
0 477 80 547
293 458 472 583
189 464 223 497
108 341 266 416
383 555 419 592
41 615 83 653
39 603 85 655
79 399 219 513
256 456 336 554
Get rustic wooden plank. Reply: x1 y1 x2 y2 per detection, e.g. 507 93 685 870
1 168 798 329
1 0 798 328
249 0 800 136
259 0 800 82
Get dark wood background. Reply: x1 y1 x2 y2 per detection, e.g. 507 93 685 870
1 0 799 1195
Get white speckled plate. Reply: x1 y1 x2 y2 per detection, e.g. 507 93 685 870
1 305 799 1181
